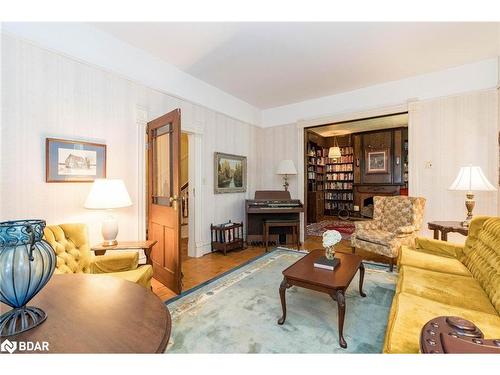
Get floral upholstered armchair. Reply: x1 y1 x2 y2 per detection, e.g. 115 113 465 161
351 196 426 271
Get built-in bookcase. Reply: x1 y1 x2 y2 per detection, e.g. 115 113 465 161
324 146 354 215
306 141 327 192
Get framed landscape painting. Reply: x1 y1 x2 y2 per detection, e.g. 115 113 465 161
46 138 106 182
214 152 247 194
366 149 389 174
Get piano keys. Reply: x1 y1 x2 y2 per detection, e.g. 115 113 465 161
245 190 304 245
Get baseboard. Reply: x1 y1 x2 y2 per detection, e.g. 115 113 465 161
195 241 212 257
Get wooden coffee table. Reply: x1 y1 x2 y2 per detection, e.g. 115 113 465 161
278 249 366 349
1 274 171 353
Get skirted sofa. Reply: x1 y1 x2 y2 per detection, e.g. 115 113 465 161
383 216 500 353
43 223 153 289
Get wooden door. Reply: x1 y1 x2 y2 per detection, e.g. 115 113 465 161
147 109 182 294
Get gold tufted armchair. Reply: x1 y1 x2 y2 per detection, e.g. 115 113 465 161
351 196 426 271
43 223 153 288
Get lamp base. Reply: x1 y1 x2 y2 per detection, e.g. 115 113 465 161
462 192 475 228
101 239 118 247
101 213 119 247
0 306 47 337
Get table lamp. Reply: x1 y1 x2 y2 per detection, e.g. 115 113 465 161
448 166 496 227
276 160 297 191
328 137 342 160
84 179 132 246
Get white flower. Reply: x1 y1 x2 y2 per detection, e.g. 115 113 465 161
322 230 342 247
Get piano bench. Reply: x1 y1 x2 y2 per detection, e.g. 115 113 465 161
263 219 300 252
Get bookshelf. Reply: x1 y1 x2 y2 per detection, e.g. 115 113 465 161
324 146 354 215
306 141 328 192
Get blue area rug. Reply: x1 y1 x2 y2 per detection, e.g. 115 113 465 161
166 248 397 353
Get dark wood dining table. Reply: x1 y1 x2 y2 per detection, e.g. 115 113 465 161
0 274 171 353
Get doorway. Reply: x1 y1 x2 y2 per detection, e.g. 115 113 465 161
303 112 409 240
180 132 190 262
146 109 183 294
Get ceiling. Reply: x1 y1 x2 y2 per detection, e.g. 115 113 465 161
91 22 500 109
310 113 408 137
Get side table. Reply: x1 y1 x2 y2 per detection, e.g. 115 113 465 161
427 221 469 241
91 240 157 265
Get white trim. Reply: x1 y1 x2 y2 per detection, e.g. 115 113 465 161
296 103 409 129
3 24 498 129
407 100 419 199
136 105 148 241
182 124 204 258
196 242 212 256
264 58 499 128
297 102 411 239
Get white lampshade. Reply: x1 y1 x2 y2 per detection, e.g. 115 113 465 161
448 166 496 192
328 146 342 159
84 179 132 209
276 160 297 175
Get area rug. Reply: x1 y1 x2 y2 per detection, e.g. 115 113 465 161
165 248 397 353
306 219 356 239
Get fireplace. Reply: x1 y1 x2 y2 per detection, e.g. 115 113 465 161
354 185 400 218
361 197 374 218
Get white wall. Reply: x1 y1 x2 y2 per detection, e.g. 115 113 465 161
257 123 300 196
1 34 260 252
409 89 499 241
1 23 261 126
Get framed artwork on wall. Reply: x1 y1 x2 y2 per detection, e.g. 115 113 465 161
46 138 106 182
365 148 389 174
214 152 247 194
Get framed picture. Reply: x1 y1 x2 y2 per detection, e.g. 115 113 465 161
366 149 389 174
214 152 247 194
46 138 106 182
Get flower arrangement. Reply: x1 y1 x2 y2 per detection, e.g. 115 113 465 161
322 230 342 260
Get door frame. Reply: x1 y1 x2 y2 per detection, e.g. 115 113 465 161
297 103 410 242
136 106 205 258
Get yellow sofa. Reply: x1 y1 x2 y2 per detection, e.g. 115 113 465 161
43 223 153 289
383 216 500 353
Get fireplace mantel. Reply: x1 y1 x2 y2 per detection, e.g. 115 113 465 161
354 184 401 217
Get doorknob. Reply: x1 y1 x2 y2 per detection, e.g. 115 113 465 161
169 195 181 210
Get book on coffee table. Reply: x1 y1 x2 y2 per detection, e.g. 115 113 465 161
314 256 340 271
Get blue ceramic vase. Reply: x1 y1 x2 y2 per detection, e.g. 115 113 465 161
0 219 56 336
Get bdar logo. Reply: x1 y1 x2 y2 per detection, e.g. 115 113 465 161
1 339 17 354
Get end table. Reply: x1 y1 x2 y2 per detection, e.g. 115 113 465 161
91 240 157 265
427 221 469 241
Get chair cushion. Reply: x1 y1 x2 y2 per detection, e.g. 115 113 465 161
377 196 414 232
91 251 139 274
43 224 92 274
383 292 500 353
460 217 500 314
397 266 497 315
399 247 471 276
355 228 394 246
100 265 153 289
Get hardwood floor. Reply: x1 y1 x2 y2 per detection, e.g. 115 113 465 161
152 235 392 301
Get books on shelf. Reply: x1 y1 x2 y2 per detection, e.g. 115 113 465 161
326 172 353 181
325 192 353 201
325 181 353 190
325 201 354 211
326 163 353 172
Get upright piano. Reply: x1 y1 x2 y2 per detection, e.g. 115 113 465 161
245 190 304 245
